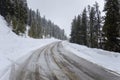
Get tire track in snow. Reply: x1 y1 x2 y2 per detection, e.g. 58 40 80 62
9 41 120 80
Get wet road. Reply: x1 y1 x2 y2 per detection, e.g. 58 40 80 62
9 42 120 80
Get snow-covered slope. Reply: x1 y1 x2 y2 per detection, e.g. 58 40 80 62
63 41 120 75
0 15 58 79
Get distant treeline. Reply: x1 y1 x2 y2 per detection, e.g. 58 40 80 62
0 0 67 40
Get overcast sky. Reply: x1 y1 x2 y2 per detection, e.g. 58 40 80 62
27 0 104 36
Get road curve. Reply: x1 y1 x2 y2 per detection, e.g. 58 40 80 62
9 42 120 80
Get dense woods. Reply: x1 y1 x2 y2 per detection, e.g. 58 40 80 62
0 0 67 40
0 0 28 35
70 1 120 52
70 2 102 48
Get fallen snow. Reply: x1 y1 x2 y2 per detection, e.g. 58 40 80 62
63 41 120 75
1 14 120 80
0 15 58 80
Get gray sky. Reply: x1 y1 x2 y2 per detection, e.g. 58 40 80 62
27 0 104 36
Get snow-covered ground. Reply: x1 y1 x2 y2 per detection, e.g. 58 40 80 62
0 14 120 80
0 15 58 80
63 41 120 75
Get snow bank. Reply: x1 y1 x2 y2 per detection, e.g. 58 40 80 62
63 41 120 75
0 15 58 79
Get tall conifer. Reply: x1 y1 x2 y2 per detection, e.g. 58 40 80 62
103 0 120 52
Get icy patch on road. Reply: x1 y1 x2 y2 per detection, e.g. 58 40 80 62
62 41 120 75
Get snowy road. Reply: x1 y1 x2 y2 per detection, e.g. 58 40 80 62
9 42 120 80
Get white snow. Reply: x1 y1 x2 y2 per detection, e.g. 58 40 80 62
63 41 120 75
0 14 120 80
0 15 58 80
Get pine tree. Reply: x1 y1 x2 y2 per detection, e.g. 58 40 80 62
81 8 87 45
70 17 77 43
94 2 102 48
0 0 7 17
103 0 120 52
12 0 27 34
89 7 96 48
36 9 42 38
76 15 82 44
27 9 32 26
70 15 86 45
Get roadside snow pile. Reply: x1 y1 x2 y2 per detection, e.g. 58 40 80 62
63 41 120 74
0 15 58 79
